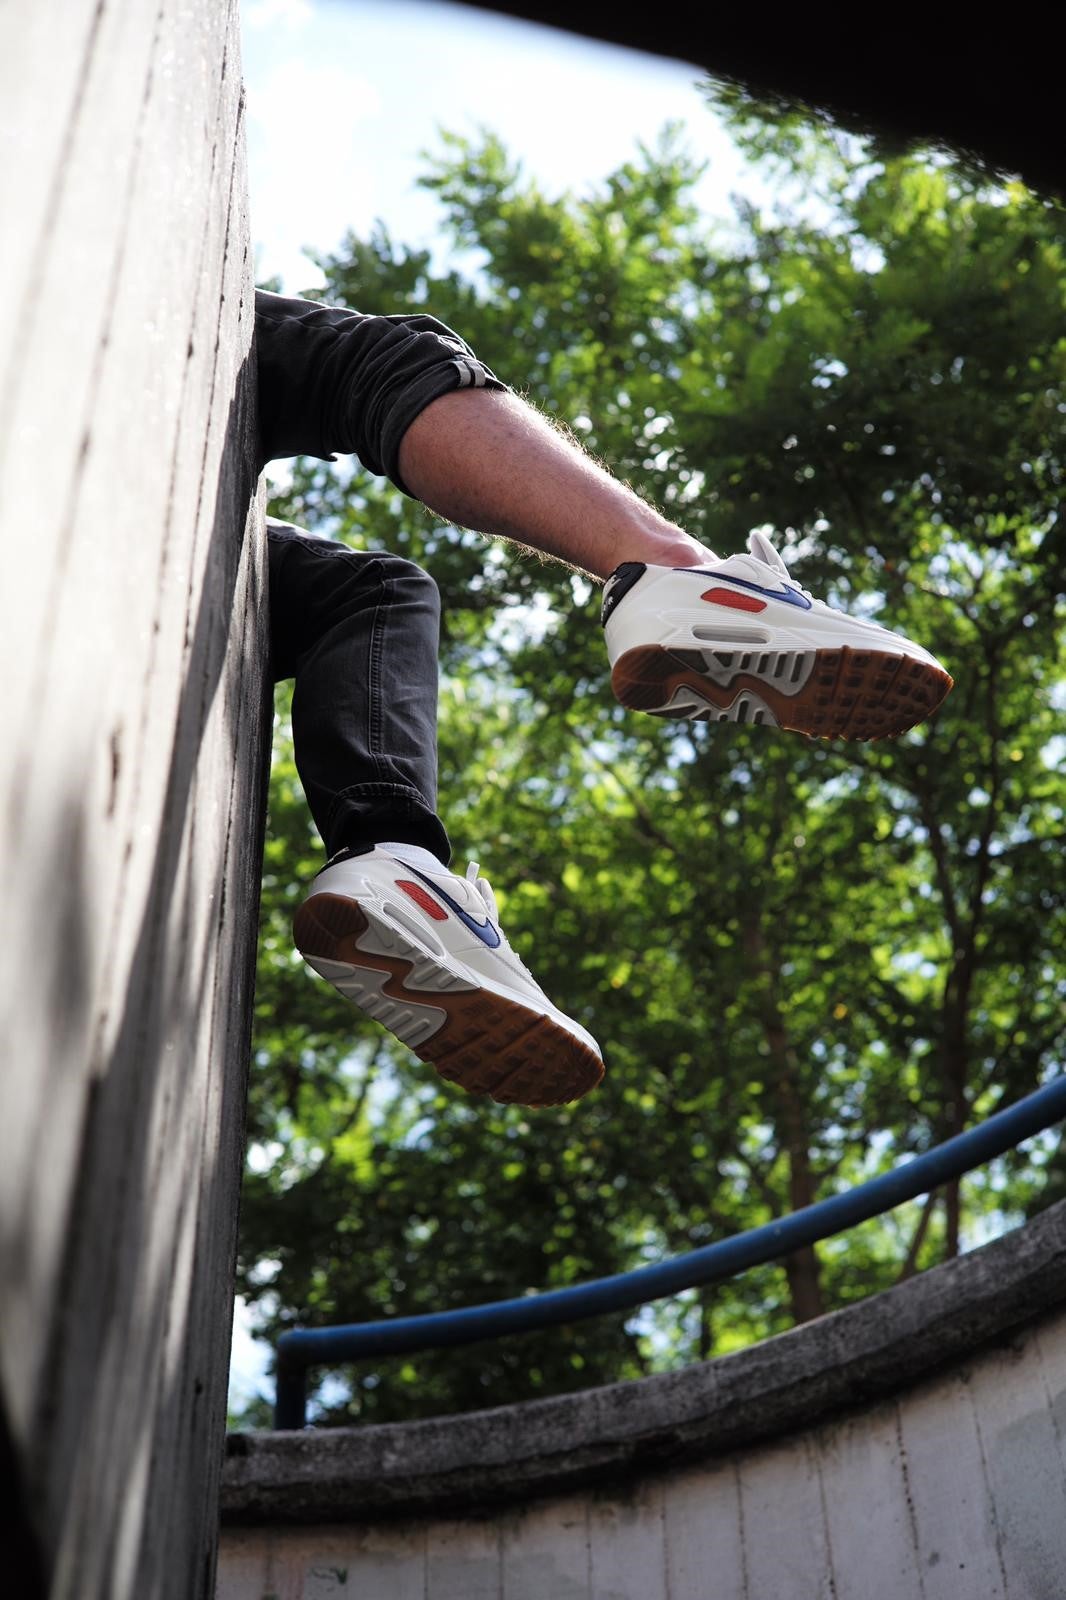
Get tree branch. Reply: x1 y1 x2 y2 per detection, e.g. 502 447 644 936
896 1188 939 1283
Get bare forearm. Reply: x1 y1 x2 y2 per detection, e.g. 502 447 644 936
396 388 714 580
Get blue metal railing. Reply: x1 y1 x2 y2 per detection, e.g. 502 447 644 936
273 1075 1066 1427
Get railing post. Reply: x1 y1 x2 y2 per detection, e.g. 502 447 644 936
275 1356 308 1431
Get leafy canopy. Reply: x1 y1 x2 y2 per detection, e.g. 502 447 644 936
235 112 1066 1428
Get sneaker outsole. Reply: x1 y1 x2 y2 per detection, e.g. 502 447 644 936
611 643 953 741
293 892 604 1108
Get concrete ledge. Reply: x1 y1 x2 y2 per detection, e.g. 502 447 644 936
222 1199 1066 1525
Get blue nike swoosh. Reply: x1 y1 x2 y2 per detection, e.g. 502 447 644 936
405 863 503 949
703 570 813 611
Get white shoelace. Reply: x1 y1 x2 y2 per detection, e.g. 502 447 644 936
746 529 814 603
465 860 500 923
465 861 542 984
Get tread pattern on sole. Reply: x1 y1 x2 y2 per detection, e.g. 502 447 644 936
612 643 953 740
293 893 603 1108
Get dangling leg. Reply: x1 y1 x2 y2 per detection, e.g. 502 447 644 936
268 522 449 863
268 521 603 1108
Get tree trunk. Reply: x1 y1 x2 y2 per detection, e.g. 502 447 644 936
743 918 825 1323
941 957 973 1260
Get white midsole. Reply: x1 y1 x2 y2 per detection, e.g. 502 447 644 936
655 684 779 724
301 891 601 1059
304 954 450 1048
605 562 945 674
609 602 925 660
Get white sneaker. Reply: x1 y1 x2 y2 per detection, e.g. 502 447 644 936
602 531 952 740
292 848 604 1107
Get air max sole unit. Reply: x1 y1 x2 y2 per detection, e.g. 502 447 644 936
603 531 953 741
292 848 604 1108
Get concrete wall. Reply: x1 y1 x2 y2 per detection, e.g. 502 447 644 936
219 1204 1066 1600
0 3 264 1596
219 1310 1066 1600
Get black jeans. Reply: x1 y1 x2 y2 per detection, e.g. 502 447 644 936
268 521 451 866
255 290 506 872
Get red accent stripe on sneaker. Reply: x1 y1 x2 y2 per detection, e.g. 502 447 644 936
701 586 767 612
397 880 449 920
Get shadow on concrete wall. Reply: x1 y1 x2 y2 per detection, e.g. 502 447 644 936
6 362 267 1594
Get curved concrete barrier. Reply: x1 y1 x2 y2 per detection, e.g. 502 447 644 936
219 1200 1066 1598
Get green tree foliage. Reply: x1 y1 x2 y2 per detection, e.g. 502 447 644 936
236 118 1066 1426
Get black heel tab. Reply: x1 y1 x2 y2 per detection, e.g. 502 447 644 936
600 562 646 627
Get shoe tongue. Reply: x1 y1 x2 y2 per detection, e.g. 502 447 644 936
747 529 791 578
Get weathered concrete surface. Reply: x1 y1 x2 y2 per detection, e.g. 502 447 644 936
0 3 264 1597
219 1205 1066 1598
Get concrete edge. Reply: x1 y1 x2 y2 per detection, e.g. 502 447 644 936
222 1200 1066 1524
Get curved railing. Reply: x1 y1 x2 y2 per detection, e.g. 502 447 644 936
273 1075 1066 1427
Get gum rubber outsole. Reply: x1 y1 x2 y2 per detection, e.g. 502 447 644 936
293 893 604 1108
612 644 953 741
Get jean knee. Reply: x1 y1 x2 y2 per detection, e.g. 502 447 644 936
379 553 440 618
